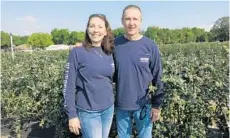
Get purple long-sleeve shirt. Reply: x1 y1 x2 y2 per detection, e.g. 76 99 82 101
63 46 114 119
113 35 164 110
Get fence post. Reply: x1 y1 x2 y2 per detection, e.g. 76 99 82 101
10 33 15 60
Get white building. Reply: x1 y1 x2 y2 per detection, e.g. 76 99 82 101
45 44 71 50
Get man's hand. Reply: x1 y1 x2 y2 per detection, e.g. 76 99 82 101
69 117 81 135
150 108 161 122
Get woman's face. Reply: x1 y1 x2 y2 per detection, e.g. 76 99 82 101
87 17 107 45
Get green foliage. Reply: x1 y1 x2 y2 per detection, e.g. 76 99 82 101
51 28 70 45
68 31 85 45
113 27 125 37
191 27 208 42
12 35 28 46
156 41 229 138
1 31 10 47
28 33 54 49
210 16 229 41
1 31 29 47
12 35 22 46
1 50 69 137
145 26 159 42
1 42 229 138
51 29 85 45
18 36 29 45
144 27 209 45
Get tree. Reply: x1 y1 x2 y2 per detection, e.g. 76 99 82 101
1 31 10 47
12 35 29 46
113 28 125 37
28 33 54 49
210 16 229 41
1 31 29 48
156 29 167 45
180 28 196 43
13 35 22 46
68 31 78 45
170 29 180 44
191 27 208 42
162 28 172 44
51 28 70 44
76 32 85 42
20 36 29 44
144 26 165 44
68 31 85 45
145 26 158 41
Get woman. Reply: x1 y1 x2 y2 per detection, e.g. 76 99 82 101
63 14 115 138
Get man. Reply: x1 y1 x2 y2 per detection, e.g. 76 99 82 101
113 5 164 138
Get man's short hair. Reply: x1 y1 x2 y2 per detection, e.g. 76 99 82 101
122 5 142 18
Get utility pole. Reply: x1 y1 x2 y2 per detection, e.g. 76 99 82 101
10 33 15 60
30 45 33 54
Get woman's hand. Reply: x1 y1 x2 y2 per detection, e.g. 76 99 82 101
69 117 81 135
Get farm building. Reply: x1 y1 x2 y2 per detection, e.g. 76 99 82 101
45 44 72 50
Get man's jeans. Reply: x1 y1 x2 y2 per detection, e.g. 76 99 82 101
77 105 114 138
115 104 153 138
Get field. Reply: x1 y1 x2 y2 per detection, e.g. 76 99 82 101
1 42 229 138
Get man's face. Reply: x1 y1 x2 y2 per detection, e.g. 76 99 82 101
122 8 142 37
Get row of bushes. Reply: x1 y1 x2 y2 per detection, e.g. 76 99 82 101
1 42 229 137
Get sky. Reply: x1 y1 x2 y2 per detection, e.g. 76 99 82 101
1 1 229 36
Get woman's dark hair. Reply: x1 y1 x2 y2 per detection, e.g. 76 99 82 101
82 14 114 54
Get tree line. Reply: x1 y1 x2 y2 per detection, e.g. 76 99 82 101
1 16 229 48
1 31 29 48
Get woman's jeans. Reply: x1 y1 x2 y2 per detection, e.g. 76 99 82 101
77 105 114 138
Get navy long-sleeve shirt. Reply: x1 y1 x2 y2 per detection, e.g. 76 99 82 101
63 46 114 119
113 35 164 110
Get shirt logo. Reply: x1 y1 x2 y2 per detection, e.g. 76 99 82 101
111 63 115 68
140 57 149 63
111 63 115 73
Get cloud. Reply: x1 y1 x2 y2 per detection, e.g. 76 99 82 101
16 16 37 23
12 16 43 35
